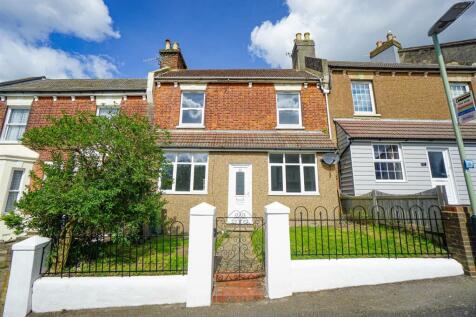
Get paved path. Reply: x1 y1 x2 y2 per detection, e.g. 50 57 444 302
30 276 476 317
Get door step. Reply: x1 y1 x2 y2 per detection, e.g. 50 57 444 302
212 277 265 303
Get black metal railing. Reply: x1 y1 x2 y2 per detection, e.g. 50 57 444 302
41 221 188 277
290 205 449 259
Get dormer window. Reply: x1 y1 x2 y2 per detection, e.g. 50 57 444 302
276 92 302 128
179 92 205 127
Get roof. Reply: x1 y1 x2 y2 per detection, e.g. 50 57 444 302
156 69 318 81
0 77 45 87
160 130 336 151
0 78 147 93
327 60 476 72
400 38 476 52
335 119 476 141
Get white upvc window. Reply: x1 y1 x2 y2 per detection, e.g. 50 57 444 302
351 81 376 115
4 169 24 214
96 106 119 118
1 108 30 141
268 153 318 195
179 92 205 127
450 82 470 100
161 152 208 194
372 144 405 181
276 92 302 128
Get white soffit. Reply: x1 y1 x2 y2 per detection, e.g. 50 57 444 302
95 96 122 106
274 84 302 91
6 96 34 106
180 83 207 91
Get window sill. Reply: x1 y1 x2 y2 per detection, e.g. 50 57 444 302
0 141 21 145
163 191 208 195
375 180 407 183
275 126 305 130
353 113 381 117
176 125 205 129
268 192 320 196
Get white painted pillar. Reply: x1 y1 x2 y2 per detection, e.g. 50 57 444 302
186 202 216 307
265 202 292 299
4 236 51 317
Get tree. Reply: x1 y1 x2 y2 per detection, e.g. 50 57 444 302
3 111 169 267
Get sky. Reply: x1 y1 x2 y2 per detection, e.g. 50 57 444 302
0 0 475 81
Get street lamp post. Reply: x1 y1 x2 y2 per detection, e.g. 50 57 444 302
428 1 476 228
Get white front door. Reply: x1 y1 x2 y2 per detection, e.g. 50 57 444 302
228 164 252 222
427 149 458 204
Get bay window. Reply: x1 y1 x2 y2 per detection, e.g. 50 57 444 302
4 169 24 214
269 153 318 194
162 152 208 193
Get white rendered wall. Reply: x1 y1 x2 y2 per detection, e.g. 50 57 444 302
291 258 463 293
32 275 187 313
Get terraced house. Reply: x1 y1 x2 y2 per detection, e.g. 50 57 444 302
307 32 476 205
0 35 339 237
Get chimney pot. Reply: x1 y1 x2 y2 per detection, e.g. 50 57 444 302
386 31 394 41
172 42 179 50
165 39 171 49
376 40 383 47
304 32 311 40
296 33 302 40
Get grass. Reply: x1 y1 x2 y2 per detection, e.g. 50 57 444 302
46 235 188 276
252 223 448 260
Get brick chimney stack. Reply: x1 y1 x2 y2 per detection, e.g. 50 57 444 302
159 39 187 69
291 32 316 70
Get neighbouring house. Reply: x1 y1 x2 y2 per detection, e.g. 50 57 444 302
305 32 476 205
0 78 148 241
151 36 339 227
370 31 476 66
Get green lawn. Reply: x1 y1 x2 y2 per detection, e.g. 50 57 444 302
46 235 188 276
252 223 448 260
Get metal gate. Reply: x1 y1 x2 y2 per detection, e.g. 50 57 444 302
214 214 265 281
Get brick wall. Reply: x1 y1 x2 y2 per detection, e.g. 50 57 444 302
442 206 476 276
153 83 328 131
0 100 6 134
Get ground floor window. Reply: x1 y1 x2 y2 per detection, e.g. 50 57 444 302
4 169 24 214
372 144 404 181
161 152 208 194
268 153 318 194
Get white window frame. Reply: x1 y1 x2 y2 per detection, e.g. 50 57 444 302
3 168 25 214
1 107 30 143
160 151 208 194
449 82 471 100
268 152 319 195
372 143 406 182
275 92 303 129
351 81 377 116
179 91 206 128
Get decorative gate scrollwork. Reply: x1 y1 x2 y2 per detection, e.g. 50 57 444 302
214 211 265 281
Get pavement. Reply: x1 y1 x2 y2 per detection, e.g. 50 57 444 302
30 276 476 317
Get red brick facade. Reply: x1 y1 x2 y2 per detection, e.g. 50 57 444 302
0 100 6 134
153 83 328 132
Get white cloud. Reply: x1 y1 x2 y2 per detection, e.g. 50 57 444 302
0 0 120 81
250 0 476 68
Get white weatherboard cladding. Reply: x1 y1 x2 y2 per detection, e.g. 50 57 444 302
349 141 476 204
274 84 302 91
95 96 122 106
180 83 207 91
6 96 34 106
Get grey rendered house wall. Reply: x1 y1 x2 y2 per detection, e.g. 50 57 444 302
350 141 476 205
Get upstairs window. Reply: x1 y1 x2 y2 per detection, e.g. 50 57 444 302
373 144 404 181
4 169 24 214
97 106 120 118
180 92 205 127
351 81 376 114
1 108 30 141
269 153 318 194
276 92 302 128
161 152 208 193
450 83 470 100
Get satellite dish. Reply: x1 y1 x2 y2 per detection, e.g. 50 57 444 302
321 152 340 165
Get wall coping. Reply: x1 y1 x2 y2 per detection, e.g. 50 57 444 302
12 236 51 251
